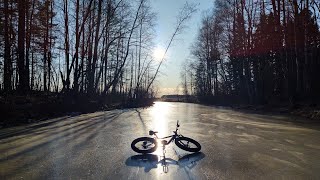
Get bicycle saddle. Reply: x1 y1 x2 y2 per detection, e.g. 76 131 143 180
149 130 158 135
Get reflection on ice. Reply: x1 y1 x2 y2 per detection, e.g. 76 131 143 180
150 102 170 138
150 102 170 159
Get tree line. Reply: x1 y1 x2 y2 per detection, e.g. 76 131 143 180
0 0 163 101
182 0 320 105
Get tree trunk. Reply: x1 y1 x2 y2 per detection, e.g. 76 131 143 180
18 0 27 91
3 0 12 92
90 0 102 94
73 0 80 92
63 0 70 90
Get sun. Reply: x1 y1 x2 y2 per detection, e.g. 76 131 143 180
152 46 166 61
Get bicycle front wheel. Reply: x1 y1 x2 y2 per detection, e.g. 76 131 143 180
175 136 201 152
131 137 157 154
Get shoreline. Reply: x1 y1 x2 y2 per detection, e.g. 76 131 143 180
159 99 320 122
0 92 154 128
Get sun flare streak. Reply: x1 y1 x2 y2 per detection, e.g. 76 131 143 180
149 102 172 157
150 102 170 137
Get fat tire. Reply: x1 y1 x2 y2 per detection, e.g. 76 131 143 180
175 136 201 152
131 137 157 154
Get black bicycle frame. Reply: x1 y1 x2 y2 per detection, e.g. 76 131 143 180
149 121 182 145
153 129 181 145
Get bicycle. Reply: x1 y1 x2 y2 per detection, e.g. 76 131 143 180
131 121 201 154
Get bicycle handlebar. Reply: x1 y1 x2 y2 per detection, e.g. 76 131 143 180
149 120 181 138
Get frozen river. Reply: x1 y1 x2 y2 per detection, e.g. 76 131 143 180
1 102 320 179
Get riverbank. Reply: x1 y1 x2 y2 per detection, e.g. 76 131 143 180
229 104 320 122
0 91 154 128
160 98 320 122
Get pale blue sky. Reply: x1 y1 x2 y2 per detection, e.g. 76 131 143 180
150 0 213 95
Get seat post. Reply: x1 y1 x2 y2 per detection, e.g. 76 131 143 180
160 140 166 153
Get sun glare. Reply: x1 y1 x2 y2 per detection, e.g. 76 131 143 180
150 102 169 138
152 47 166 61
150 102 170 158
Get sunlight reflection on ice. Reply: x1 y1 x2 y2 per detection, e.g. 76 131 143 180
150 102 170 138
149 102 172 175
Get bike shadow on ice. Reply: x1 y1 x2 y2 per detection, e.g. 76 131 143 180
125 152 205 173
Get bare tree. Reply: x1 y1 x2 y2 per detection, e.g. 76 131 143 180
146 2 198 94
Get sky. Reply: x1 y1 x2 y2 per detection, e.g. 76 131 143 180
150 0 213 96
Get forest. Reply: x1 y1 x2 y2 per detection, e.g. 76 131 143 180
0 0 164 124
0 0 160 96
182 0 320 108
0 0 197 125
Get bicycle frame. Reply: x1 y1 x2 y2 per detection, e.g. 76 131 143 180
150 121 182 146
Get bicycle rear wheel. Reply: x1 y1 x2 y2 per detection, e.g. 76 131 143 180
175 136 201 152
131 137 157 154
